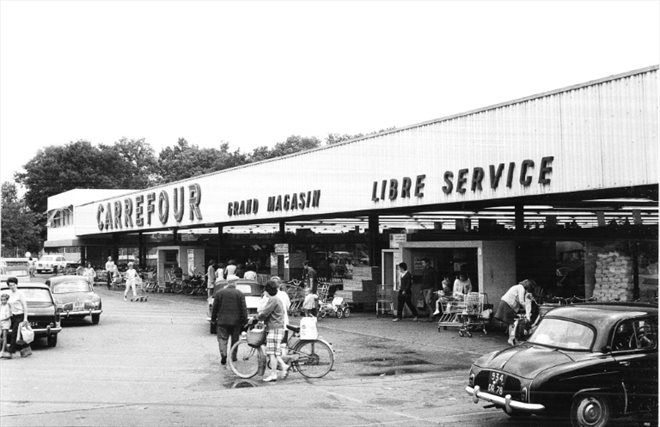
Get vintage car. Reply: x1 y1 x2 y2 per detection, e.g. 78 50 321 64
36 254 68 274
206 279 263 334
47 275 103 324
0 258 31 283
0 282 63 347
466 303 658 426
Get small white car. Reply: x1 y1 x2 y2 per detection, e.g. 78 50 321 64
0 258 31 282
36 255 68 274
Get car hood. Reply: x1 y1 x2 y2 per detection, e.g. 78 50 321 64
53 292 97 304
475 343 578 378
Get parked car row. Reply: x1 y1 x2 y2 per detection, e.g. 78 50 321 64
0 275 103 350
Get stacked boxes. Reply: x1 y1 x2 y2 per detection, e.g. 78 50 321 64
593 251 634 301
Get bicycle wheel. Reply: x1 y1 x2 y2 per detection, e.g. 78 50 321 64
228 340 260 379
293 339 334 378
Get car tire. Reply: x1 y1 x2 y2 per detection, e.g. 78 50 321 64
570 393 611 427
92 313 100 325
47 334 58 347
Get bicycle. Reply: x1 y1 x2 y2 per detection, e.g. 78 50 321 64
228 322 334 380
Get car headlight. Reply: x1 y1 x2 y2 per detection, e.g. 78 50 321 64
468 367 476 387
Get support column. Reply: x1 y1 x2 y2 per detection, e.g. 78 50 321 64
138 232 145 268
368 215 380 267
217 226 223 262
515 203 525 232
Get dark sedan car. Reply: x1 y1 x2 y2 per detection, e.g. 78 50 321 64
466 303 657 427
46 275 103 324
0 282 63 347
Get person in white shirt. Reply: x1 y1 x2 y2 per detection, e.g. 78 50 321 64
104 257 117 289
452 272 472 299
123 262 139 301
495 279 535 346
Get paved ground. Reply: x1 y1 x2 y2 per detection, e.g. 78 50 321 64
1 281 538 427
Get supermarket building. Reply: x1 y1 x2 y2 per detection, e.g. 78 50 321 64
44 66 659 309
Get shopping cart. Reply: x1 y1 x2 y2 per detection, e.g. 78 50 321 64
284 280 305 317
376 286 394 317
437 292 490 337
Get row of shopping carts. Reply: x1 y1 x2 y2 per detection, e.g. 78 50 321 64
282 279 350 319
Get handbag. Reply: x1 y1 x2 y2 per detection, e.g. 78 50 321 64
246 322 267 347
17 321 34 345
300 316 318 340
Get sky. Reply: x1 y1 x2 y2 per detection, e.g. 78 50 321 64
1 0 658 185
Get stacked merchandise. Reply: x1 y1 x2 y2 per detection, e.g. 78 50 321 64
593 251 634 301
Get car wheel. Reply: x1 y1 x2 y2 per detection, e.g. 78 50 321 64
47 334 58 347
92 313 100 325
570 393 611 427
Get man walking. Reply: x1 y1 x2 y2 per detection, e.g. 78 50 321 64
393 262 418 322
104 256 117 289
210 275 247 365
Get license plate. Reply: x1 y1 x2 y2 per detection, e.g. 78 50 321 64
488 371 505 396
30 321 39 328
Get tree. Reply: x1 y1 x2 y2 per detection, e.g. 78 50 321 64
269 135 322 157
15 139 158 213
1 182 43 256
325 133 364 145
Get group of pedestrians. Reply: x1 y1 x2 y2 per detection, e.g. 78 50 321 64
206 259 258 298
209 274 292 382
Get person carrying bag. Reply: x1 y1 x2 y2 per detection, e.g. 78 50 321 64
6 277 32 358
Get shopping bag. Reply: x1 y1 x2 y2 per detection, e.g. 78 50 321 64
17 321 34 345
299 316 318 340
246 322 268 348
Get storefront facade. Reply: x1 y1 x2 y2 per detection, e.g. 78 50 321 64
44 66 658 308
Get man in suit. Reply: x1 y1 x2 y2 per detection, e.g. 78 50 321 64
393 262 418 322
210 275 248 365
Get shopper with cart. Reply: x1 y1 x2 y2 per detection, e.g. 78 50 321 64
495 279 535 346
393 262 418 322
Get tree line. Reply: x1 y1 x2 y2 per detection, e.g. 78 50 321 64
1 130 391 256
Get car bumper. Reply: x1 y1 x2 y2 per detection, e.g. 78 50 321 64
32 325 63 336
465 385 545 414
62 309 102 318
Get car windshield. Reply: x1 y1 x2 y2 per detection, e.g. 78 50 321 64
528 317 595 350
20 288 54 303
236 284 261 296
52 280 90 293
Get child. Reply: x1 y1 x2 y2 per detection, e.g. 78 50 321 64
433 276 452 316
0 293 11 358
302 288 318 317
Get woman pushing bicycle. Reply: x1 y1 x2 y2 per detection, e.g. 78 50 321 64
255 280 289 382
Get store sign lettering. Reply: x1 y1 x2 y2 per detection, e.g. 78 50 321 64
96 183 202 231
227 189 322 217
371 175 426 202
442 156 554 195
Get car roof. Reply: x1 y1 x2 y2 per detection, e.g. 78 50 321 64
0 282 50 291
546 303 657 327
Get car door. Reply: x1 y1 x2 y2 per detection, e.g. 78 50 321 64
610 317 658 412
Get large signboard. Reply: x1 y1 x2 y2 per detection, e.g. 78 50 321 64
72 68 657 236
